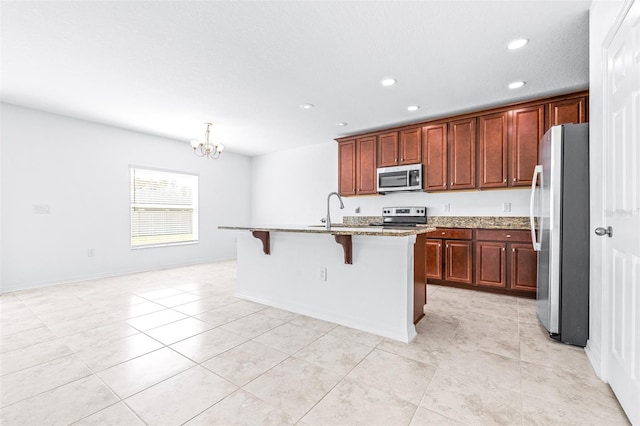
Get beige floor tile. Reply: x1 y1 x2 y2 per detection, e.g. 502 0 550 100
519 322 596 378
106 301 166 320
73 402 145 425
0 339 72 376
0 324 58 353
220 312 286 339
60 321 139 352
169 327 247 363
466 296 519 320
347 349 436 405
97 347 195 398
0 314 45 335
47 311 121 337
522 393 630 426
410 407 465 425
253 323 325 354
173 295 240 315
1 355 92 407
154 292 202 308
244 357 342 421
203 340 288 386
125 365 236 425
328 325 385 347
137 288 184 300
289 315 337 332
126 308 187 331
0 375 118 426
144 317 214 345
76 333 163 372
259 306 300 321
421 367 522 425
194 302 262 327
35 304 107 326
452 312 520 359
437 346 521 392
301 377 417 426
185 389 295 426
294 334 372 376
521 361 622 413
376 333 453 366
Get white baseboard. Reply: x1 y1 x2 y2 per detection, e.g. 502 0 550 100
585 339 606 382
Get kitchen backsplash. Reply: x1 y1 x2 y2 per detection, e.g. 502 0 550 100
343 215 534 230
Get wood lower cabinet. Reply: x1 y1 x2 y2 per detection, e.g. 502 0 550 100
426 228 537 297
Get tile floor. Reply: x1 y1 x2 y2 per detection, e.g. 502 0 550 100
0 260 630 425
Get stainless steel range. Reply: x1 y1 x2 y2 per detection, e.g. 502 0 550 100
370 206 427 227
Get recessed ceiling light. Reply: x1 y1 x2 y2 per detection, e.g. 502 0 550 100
507 38 529 50
407 105 420 112
336 122 348 127
381 78 397 87
299 103 315 110
508 81 526 89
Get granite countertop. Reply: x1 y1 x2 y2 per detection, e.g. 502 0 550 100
218 224 436 237
343 216 533 230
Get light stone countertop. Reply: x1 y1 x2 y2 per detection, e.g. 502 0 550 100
218 224 436 237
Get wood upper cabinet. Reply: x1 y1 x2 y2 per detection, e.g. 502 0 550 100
399 128 422 165
377 132 399 167
509 105 544 187
445 239 473 283
356 136 377 194
422 123 448 191
479 112 508 188
448 118 476 190
475 241 507 288
425 239 443 280
547 96 588 129
510 243 537 292
338 140 356 196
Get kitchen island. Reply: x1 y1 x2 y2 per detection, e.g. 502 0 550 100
219 225 435 342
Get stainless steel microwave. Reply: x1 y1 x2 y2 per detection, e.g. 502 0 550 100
376 164 423 193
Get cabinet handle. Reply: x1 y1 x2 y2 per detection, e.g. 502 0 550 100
450 182 453 185
513 178 516 182
506 234 511 238
503 179 506 183
512 248 515 252
443 183 446 187
502 248 505 252
441 232 446 235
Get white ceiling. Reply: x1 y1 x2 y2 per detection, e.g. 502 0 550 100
1 1 590 157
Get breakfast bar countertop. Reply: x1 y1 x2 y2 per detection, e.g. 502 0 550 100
218 224 436 237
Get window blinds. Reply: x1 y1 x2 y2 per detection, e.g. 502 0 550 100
130 167 199 247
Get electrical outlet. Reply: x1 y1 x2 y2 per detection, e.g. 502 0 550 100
33 204 51 214
319 267 327 281
444 203 451 212
88 249 95 257
503 202 511 213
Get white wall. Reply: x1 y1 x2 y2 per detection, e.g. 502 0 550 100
586 0 627 378
251 141 532 226
0 104 252 292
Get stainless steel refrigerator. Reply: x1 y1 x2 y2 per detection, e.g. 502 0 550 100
529 123 589 347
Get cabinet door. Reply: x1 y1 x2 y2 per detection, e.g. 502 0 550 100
510 243 537 292
422 124 448 191
509 105 544 187
338 140 356 196
400 128 422 165
475 241 507 288
425 239 443 280
356 136 377 194
547 96 587 129
479 112 508 188
448 118 477 190
445 240 473 283
377 132 399 168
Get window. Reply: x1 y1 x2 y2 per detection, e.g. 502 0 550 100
130 167 199 248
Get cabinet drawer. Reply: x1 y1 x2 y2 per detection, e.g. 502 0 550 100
476 229 531 242
427 228 473 240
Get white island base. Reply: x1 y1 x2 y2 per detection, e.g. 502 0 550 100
231 229 427 343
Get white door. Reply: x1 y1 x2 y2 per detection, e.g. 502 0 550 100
602 0 640 423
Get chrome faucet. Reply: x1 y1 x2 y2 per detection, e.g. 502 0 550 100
325 192 344 230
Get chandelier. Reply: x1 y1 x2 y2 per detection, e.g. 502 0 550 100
190 122 224 159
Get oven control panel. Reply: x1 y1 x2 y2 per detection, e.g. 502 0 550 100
382 207 427 217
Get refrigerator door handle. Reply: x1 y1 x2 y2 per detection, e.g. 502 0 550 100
530 165 542 251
